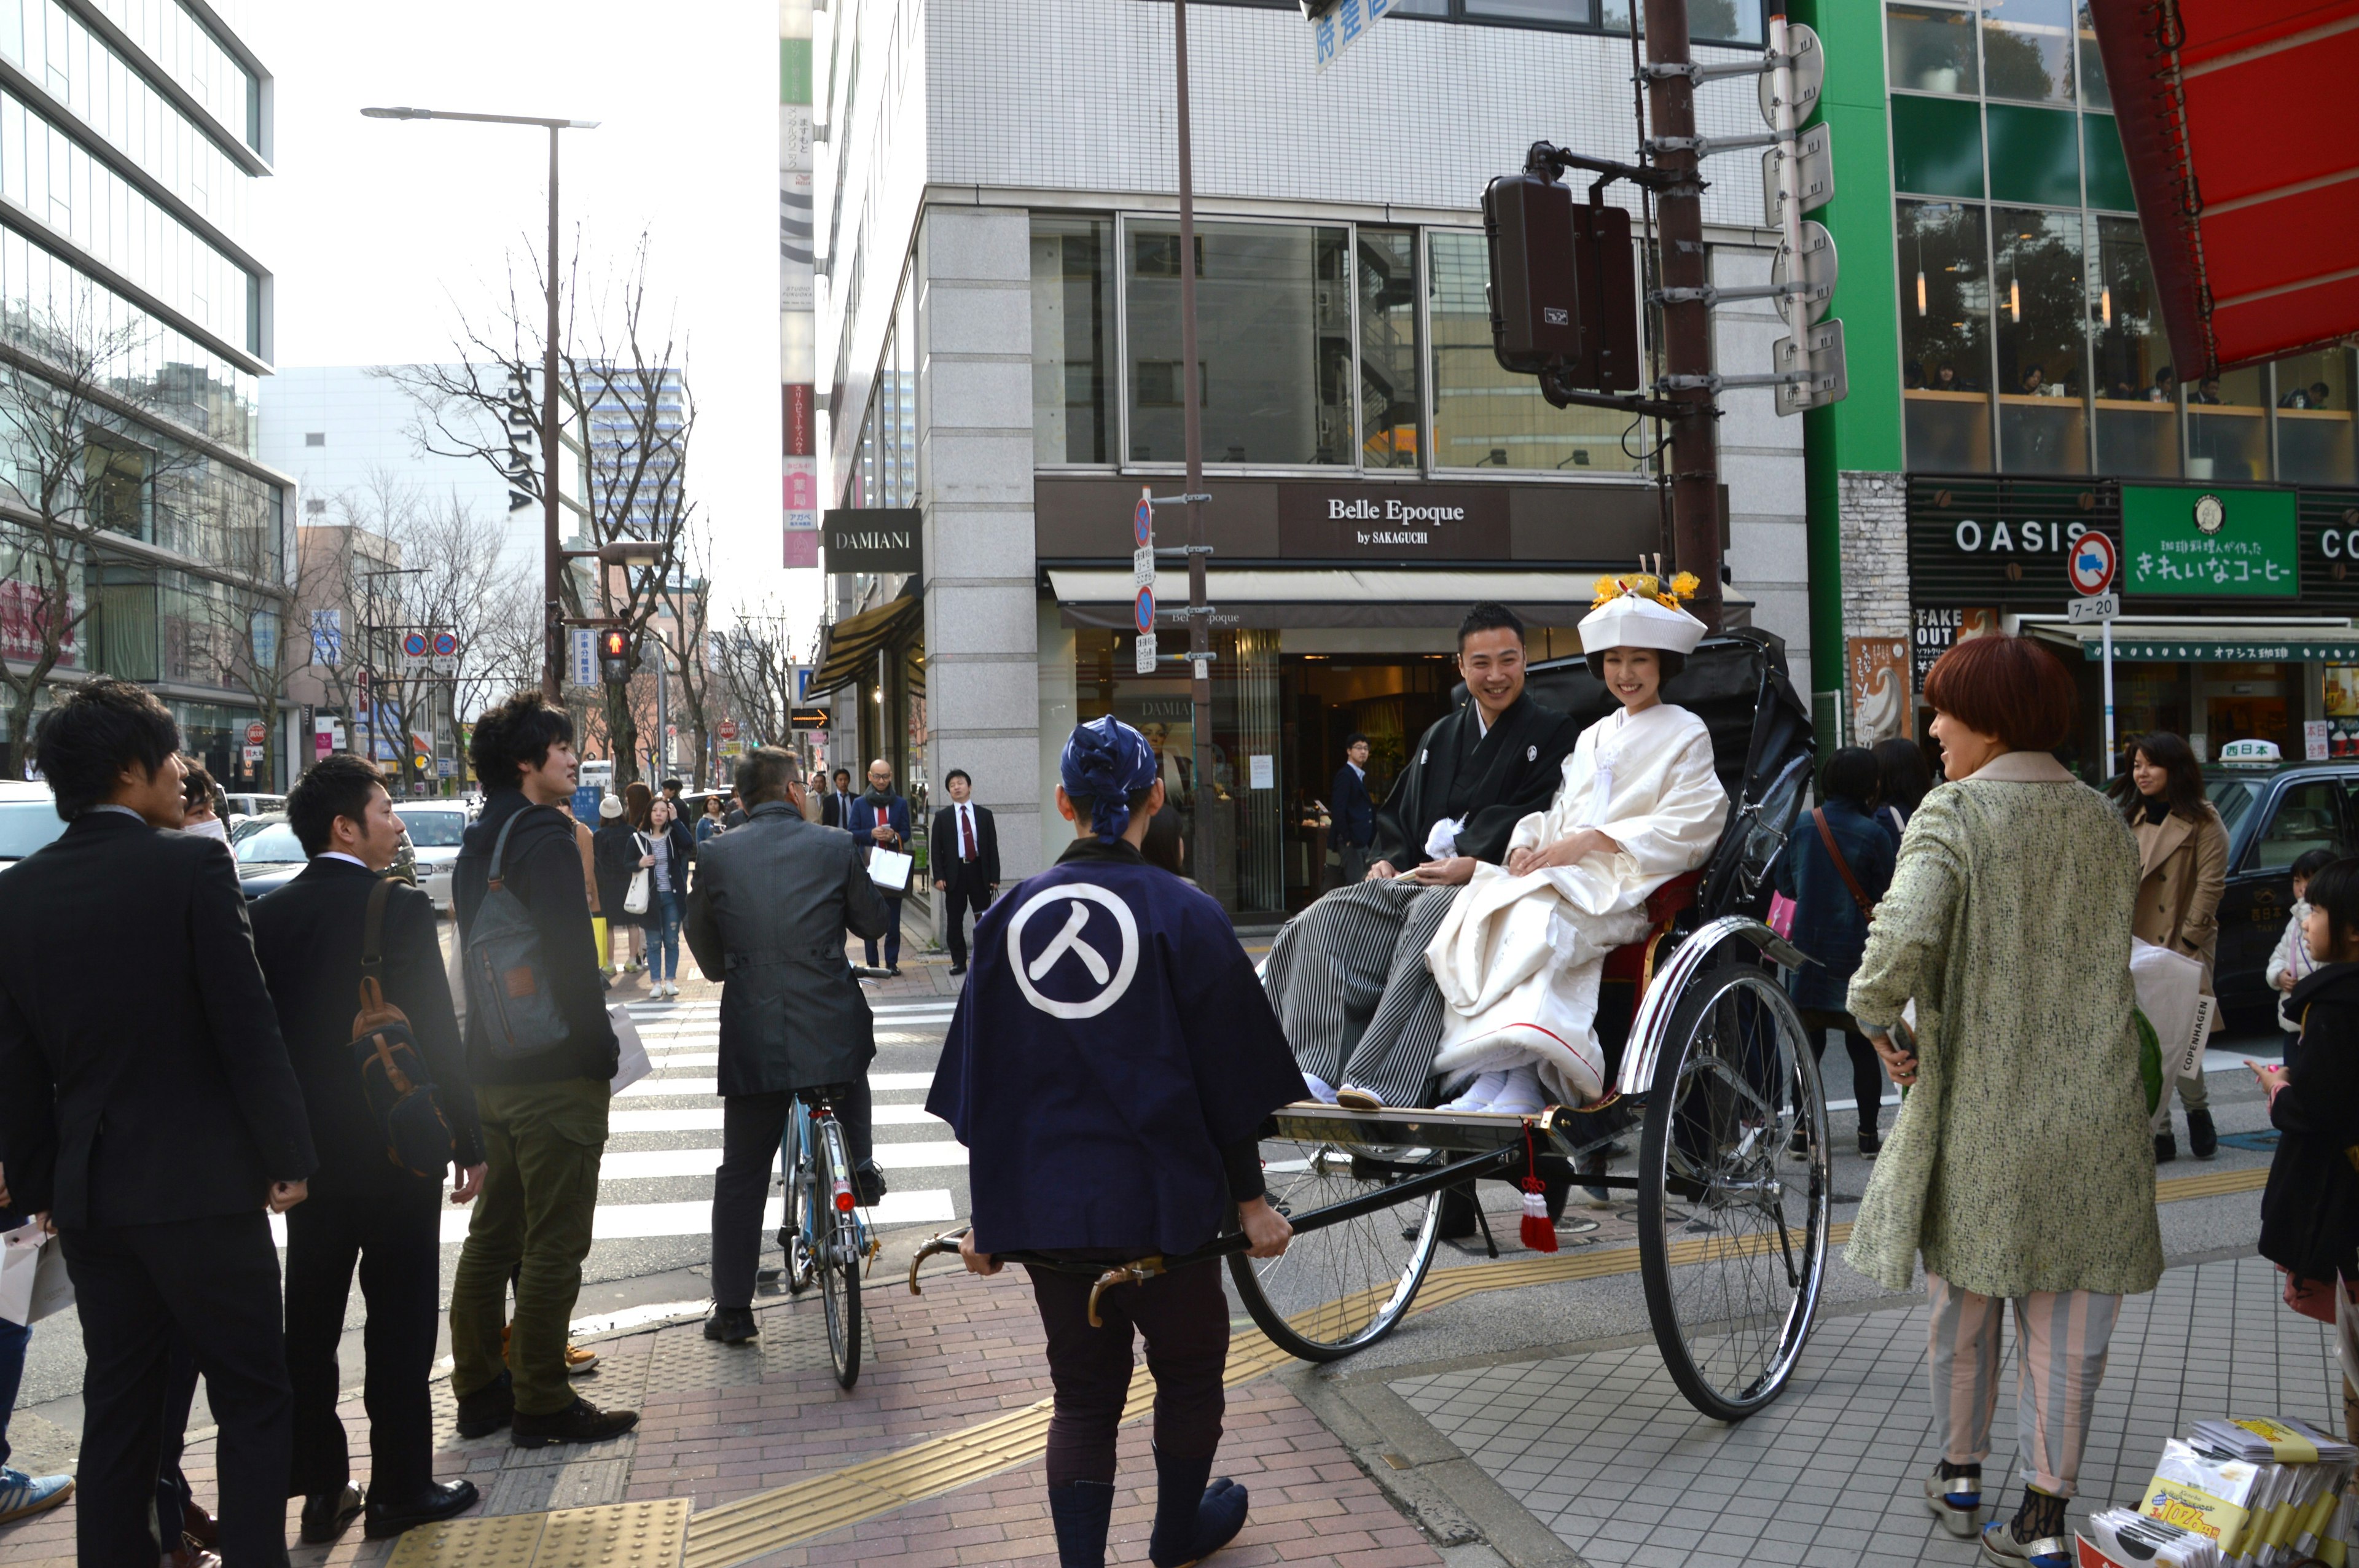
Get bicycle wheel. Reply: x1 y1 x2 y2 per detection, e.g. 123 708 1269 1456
1636 958 1829 1421
781 1106 815 1295
1228 1135 1442 1362
814 1114 863 1388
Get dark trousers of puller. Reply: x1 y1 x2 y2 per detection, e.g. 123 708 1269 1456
1025 1260 1229 1486
709 1084 877 1308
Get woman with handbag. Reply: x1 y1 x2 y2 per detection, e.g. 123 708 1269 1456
643 797 694 997
1770 746 1896 1157
2108 731 2228 1161
593 794 651 977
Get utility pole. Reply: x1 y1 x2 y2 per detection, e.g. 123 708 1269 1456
541 123 565 702
1174 0 1215 897
1641 0 1723 631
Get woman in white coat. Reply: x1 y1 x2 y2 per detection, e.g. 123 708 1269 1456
1414 577 1728 1115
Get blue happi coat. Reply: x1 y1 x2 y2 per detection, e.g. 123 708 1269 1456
926 837 1307 1256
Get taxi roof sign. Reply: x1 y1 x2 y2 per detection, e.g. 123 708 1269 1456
2216 738 2282 766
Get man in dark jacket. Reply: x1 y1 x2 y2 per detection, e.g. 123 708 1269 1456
929 768 1000 975
846 758 912 973
0 679 315 1567
688 747 893 1344
1329 732 1375 888
251 754 486 1542
819 768 856 829
447 692 635 1449
1260 605 1579 1107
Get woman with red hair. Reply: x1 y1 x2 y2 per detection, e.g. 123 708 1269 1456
1843 634 2159 1568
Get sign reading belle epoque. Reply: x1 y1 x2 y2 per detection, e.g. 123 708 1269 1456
1275 483 1511 560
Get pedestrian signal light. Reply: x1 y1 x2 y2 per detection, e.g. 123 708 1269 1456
597 627 631 685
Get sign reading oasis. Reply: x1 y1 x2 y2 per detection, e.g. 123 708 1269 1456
2120 485 2299 598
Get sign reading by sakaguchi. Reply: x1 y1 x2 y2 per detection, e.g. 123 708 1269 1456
2121 485 2298 598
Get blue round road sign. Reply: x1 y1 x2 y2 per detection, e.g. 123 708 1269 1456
1134 588 1155 634
1134 494 1153 548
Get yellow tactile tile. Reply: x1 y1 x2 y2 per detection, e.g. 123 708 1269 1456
385 1502 687 1568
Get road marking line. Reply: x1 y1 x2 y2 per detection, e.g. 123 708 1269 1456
598 1143 967 1180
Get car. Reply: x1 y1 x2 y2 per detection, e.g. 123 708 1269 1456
224 792 285 821
0 780 65 865
2201 756 2359 1029
393 802 470 913
235 812 418 902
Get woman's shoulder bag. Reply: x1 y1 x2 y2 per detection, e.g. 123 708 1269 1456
1813 807 1879 921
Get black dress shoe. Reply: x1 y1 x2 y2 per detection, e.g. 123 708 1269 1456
364 1479 480 1539
454 1370 514 1438
949 964 967 976
299 1482 364 1544
853 1159 889 1206
705 1305 759 1344
510 1395 639 1448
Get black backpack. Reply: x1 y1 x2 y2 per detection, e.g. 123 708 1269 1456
464 805 574 1061
351 876 455 1179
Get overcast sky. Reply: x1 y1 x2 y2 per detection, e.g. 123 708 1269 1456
245 1 816 645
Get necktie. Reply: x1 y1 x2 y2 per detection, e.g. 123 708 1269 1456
960 806 976 862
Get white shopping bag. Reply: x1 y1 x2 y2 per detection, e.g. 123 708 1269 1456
867 847 914 892
0 1220 69 1327
2130 937 2213 1082
608 1004 652 1096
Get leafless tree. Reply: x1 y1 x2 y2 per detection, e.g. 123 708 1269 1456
0 295 201 776
648 515 717 787
182 509 312 786
714 598 798 752
388 233 696 787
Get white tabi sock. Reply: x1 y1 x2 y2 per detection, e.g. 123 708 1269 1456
1441 1070 1508 1112
1301 1074 1341 1106
1487 1063 1546 1116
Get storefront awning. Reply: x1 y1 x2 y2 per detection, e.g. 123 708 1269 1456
2087 0 2359 376
805 593 921 700
1045 567 1597 631
2026 619 2359 663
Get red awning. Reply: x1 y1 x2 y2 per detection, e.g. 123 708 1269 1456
2088 0 2359 377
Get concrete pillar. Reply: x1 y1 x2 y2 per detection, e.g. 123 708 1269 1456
916 205 1044 926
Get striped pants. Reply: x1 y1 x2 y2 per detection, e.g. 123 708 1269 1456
1927 1272 2122 1498
1262 878 1463 1107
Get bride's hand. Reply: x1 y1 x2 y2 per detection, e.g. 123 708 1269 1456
1511 829 1621 875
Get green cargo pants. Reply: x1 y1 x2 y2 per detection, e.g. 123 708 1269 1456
450 1076 610 1417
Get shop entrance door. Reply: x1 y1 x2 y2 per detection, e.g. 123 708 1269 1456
1278 653 1459 913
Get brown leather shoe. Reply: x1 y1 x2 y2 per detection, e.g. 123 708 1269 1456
162 1535 222 1568
178 1500 220 1548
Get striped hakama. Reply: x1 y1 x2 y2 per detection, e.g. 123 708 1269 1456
1261 877 1464 1109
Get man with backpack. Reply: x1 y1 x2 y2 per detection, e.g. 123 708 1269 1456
447 693 636 1449
251 753 485 1540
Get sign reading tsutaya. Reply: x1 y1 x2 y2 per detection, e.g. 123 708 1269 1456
821 508 923 575
1275 484 1511 560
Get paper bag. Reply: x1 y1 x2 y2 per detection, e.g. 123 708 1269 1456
2131 938 2211 1082
0 1221 70 1327
609 1004 651 1096
867 848 913 892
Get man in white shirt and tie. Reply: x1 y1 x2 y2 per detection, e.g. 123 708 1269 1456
929 770 1001 976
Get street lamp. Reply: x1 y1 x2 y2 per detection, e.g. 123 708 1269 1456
360 105 600 704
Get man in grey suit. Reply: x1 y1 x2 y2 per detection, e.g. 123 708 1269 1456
687 746 893 1345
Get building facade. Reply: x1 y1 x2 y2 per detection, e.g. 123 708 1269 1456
1800 0 2359 771
812 0 1813 919
0 0 291 786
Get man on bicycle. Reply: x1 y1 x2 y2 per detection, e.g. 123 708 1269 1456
687 746 894 1346
929 717 1305 1568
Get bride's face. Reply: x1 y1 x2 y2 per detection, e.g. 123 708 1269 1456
1600 647 1662 711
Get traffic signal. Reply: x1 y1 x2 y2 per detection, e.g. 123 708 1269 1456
598 627 631 684
1482 173 1640 400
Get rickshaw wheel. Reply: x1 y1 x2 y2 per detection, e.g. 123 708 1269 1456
1229 1139 1443 1362
1637 958 1830 1421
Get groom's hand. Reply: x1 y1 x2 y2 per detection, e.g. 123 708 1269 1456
1366 859 1397 881
1410 856 1476 886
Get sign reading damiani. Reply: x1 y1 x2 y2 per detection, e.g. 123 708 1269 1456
821 508 922 575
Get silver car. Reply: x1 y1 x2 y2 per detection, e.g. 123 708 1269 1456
393 804 469 913
0 780 65 865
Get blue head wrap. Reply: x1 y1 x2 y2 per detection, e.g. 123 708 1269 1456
1060 716 1160 841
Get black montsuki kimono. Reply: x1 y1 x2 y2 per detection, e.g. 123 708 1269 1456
1266 689 1580 1102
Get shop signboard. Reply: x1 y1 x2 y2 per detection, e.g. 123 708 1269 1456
1911 606 1998 687
821 508 922 575
1275 483 1511 561
2122 486 2298 598
1847 638 1911 744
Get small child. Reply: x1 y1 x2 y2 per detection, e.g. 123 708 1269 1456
2267 849 2339 1038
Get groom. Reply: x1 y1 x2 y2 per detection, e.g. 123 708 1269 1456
1262 603 1579 1108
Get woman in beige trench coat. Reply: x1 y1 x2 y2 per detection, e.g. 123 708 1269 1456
1846 635 2161 1568
2108 731 2228 1162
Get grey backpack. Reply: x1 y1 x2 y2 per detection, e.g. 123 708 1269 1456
464 806 574 1061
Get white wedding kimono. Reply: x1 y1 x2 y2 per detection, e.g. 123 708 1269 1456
1424 702 1728 1106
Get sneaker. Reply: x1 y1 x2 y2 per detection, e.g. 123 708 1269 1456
704 1306 758 1344
509 1396 639 1448
2155 1129 2178 1164
564 1343 600 1376
2188 1107 2218 1160
0 1466 73 1524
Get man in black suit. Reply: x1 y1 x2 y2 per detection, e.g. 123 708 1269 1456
929 769 1001 976
250 755 485 1542
819 768 858 829
0 679 315 1567
1329 732 1376 888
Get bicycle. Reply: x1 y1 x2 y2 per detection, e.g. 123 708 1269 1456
779 1083 870 1387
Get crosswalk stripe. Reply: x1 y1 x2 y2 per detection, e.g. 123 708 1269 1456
268 1187 959 1247
597 1142 967 1180
611 1103 944 1132
628 1055 936 1094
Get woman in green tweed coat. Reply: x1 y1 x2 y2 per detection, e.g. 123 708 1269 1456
1844 635 2160 1568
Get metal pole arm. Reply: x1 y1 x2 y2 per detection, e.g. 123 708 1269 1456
1522 139 1681 195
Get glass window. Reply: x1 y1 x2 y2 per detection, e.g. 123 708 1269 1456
1986 103 2081 206
2251 781 2350 872
2082 115 2135 211
1888 5 1978 95
1125 219 1352 466
393 808 467 847
1891 93 1984 198
2188 364 2267 482
1031 216 1115 464
2207 776 2261 836
235 822 304 863
1992 206 2089 473
2275 349 2357 486
1982 0 2075 103
1356 228 1420 470
1428 230 1645 474
1467 0 1595 21
2076 4 2111 109
1898 200 1992 470
2091 216 2178 477
1690 0 1761 42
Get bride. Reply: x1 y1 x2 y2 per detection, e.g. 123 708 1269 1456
1419 575 1728 1115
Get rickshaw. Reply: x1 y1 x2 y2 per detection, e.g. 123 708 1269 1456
915 628 1826 1421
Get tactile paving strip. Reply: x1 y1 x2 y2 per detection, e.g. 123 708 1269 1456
385 1499 688 1568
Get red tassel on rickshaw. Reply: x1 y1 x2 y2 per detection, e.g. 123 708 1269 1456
1520 1122 1557 1252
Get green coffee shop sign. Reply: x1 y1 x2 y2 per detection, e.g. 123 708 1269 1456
2122 485 2299 598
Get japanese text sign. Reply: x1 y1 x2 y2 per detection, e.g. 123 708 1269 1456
2122 486 2298 599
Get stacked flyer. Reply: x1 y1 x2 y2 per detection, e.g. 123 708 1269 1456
2091 1416 2359 1568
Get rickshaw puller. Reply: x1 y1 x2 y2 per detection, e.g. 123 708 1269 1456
928 717 1306 1568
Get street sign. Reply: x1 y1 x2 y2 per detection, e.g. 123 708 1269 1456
1307 0 1399 72
431 630 460 674
1135 631 1158 675
2066 591 2121 623
243 744 263 765
2068 530 2119 596
310 609 343 666
1761 123 1833 229
437 757 456 778
1134 489 1154 548
399 631 429 673
716 719 739 741
1770 221 1839 322
1134 547 1155 586
569 628 597 687
1772 318 1849 415
245 721 267 746
1758 21 1823 126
